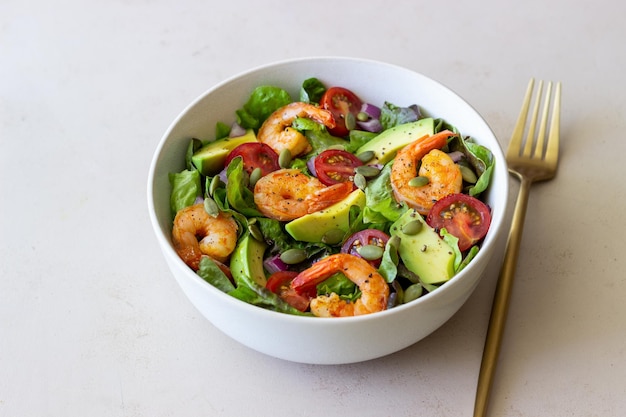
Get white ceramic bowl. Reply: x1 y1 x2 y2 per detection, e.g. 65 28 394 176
148 57 508 365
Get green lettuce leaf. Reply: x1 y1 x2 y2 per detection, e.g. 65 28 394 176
316 272 360 302
440 228 463 272
215 121 231 140
236 86 292 129
464 141 494 196
442 126 494 197
300 77 326 103
168 169 201 216
197 256 235 293
225 157 263 217
185 138 203 171
302 125 348 155
378 242 398 283
458 245 479 272
363 161 407 223
346 130 378 153
228 285 310 315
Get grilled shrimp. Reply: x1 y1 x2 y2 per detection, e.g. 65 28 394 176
390 130 462 215
290 253 389 317
171 203 239 270
253 168 353 221
257 102 335 157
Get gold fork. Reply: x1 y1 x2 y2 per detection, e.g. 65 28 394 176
473 79 562 417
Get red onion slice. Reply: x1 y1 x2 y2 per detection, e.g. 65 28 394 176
229 122 247 138
264 254 289 274
360 103 381 119
357 118 383 133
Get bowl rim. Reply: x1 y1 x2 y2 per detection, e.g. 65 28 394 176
147 55 509 325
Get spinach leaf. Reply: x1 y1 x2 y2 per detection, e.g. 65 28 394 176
380 101 420 130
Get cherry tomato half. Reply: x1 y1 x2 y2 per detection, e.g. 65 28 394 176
314 149 363 186
426 193 492 252
341 229 390 267
224 142 280 176
266 271 311 312
320 87 363 137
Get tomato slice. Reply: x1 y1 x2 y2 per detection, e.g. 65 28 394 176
314 149 363 186
341 229 390 267
320 87 363 137
426 193 492 251
224 142 280 176
266 271 311 312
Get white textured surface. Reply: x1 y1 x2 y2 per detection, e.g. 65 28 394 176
2 0 625 416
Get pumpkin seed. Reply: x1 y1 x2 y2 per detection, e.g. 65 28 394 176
321 228 345 245
278 148 292 168
357 111 369 122
280 248 307 265
459 164 478 184
354 172 367 190
354 165 381 178
357 244 384 261
209 175 222 196
248 222 264 242
356 150 375 163
249 167 263 187
345 112 356 131
203 196 219 218
409 176 430 187
403 283 423 303
401 219 423 235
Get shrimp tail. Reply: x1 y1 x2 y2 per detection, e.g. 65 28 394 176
414 130 456 158
291 255 341 295
307 181 354 213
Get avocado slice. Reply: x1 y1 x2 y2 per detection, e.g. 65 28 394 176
356 118 435 164
230 232 268 288
191 129 257 176
390 208 455 285
285 189 366 243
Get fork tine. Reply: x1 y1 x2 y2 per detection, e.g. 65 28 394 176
545 82 561 166
533 81 553 158
508 79 535 158
522 80 544 158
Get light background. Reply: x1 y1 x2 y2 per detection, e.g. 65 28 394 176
2 1 625 416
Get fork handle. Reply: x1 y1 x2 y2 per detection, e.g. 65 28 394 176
473 173 532 417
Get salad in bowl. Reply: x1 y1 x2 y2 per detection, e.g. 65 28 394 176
148 57 508 364
167 77 495 318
